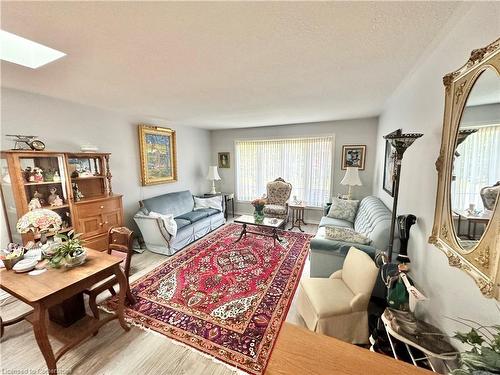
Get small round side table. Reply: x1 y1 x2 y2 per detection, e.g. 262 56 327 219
288 202 307 232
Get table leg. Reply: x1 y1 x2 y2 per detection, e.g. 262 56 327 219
232 198 235 218
113 264 131 332
468 220 472 240
235 223 246 243
32 304 57 374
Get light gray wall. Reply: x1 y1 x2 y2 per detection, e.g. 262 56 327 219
0 88 211 234
373 3 500 341
211 118 378 222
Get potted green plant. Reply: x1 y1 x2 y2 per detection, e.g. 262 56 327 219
49 230 87 268
450 316 500 375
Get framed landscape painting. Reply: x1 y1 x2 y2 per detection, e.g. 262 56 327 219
138 125 177 186
341 145 366 170
383 140 395 196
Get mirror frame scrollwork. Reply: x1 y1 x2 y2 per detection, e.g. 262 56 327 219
429 37 500 299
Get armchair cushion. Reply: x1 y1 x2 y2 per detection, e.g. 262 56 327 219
263 204 287 216
326 198 359 222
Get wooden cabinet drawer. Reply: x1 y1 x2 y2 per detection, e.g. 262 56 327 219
84 234 109 252
76 197 122 219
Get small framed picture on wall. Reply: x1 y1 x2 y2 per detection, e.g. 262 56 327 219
383 140 395 197
341 145 366 170
218 152 230 168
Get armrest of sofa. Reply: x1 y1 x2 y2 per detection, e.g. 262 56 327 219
134 213 171 247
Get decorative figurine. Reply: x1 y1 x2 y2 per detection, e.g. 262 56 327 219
28 198 42 211
51 195 63 207
53 171 61 182
47 187 59 205
72 183 84 201
33 190 45 205
33 167 44 183
43 168 55 182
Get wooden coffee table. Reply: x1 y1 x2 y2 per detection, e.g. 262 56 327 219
0 248 130 374
234 215 285 246
454 210 492 239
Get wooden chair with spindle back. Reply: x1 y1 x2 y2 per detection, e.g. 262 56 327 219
85 226 136 319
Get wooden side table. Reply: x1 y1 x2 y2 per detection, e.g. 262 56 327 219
0 249 130 374
288 202 307 232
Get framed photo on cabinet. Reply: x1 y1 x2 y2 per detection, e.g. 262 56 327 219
138 125 177 186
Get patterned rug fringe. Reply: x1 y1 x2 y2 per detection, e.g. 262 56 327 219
98 305 249 375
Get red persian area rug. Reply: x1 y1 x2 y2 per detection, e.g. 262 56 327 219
104 223 311 374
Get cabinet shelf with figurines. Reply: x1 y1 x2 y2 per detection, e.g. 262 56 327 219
0 151 74 244
66 153 112 201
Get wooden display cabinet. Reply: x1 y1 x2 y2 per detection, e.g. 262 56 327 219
0 151 123 251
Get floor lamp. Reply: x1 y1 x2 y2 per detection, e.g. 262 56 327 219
384 129 423 263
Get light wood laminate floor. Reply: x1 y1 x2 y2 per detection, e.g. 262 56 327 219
0 222 317 374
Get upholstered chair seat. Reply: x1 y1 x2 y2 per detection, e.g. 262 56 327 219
297 247 378 344
263 177 292 221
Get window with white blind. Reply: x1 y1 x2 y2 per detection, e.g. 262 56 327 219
452 124 500 211
235 136 334 207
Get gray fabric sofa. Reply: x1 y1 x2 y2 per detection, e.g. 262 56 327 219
310 196 398 296
134 190 225 255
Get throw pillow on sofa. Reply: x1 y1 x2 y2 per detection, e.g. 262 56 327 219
327 197 359 222
324 226 371 245
193 196 223 211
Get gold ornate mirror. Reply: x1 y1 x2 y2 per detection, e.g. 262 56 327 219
429 38 500 299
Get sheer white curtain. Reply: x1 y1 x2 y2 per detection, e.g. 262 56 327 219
235 136 334 207
452 124 500 211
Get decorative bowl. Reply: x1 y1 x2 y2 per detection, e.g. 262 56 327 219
64 249 87 268
2 253 24 270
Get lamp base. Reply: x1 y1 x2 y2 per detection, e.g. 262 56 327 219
209 180 217 195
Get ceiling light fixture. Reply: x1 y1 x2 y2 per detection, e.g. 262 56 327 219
0 30 66 69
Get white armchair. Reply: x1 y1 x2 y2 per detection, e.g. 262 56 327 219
296 247 378 344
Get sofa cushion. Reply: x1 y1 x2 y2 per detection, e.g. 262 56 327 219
327 198 359 222
325 226 371 245
195 208 221 217
319 217 354 229
176 210 209 223
140 190 194 217
174 218 191 230
194 196 223 211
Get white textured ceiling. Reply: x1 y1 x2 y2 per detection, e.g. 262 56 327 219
1 1 464 129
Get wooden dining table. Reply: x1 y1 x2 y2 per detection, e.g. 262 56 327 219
0 248 130 374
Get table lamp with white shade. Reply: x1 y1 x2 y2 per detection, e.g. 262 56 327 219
340 167 362 199
206 166 221 195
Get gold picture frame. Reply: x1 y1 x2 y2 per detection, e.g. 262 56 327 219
138 125 177 186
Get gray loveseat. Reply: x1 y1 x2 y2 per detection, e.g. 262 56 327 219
310 196 398 284
134 190 225 255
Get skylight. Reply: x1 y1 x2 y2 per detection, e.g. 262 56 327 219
0 30 66 69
